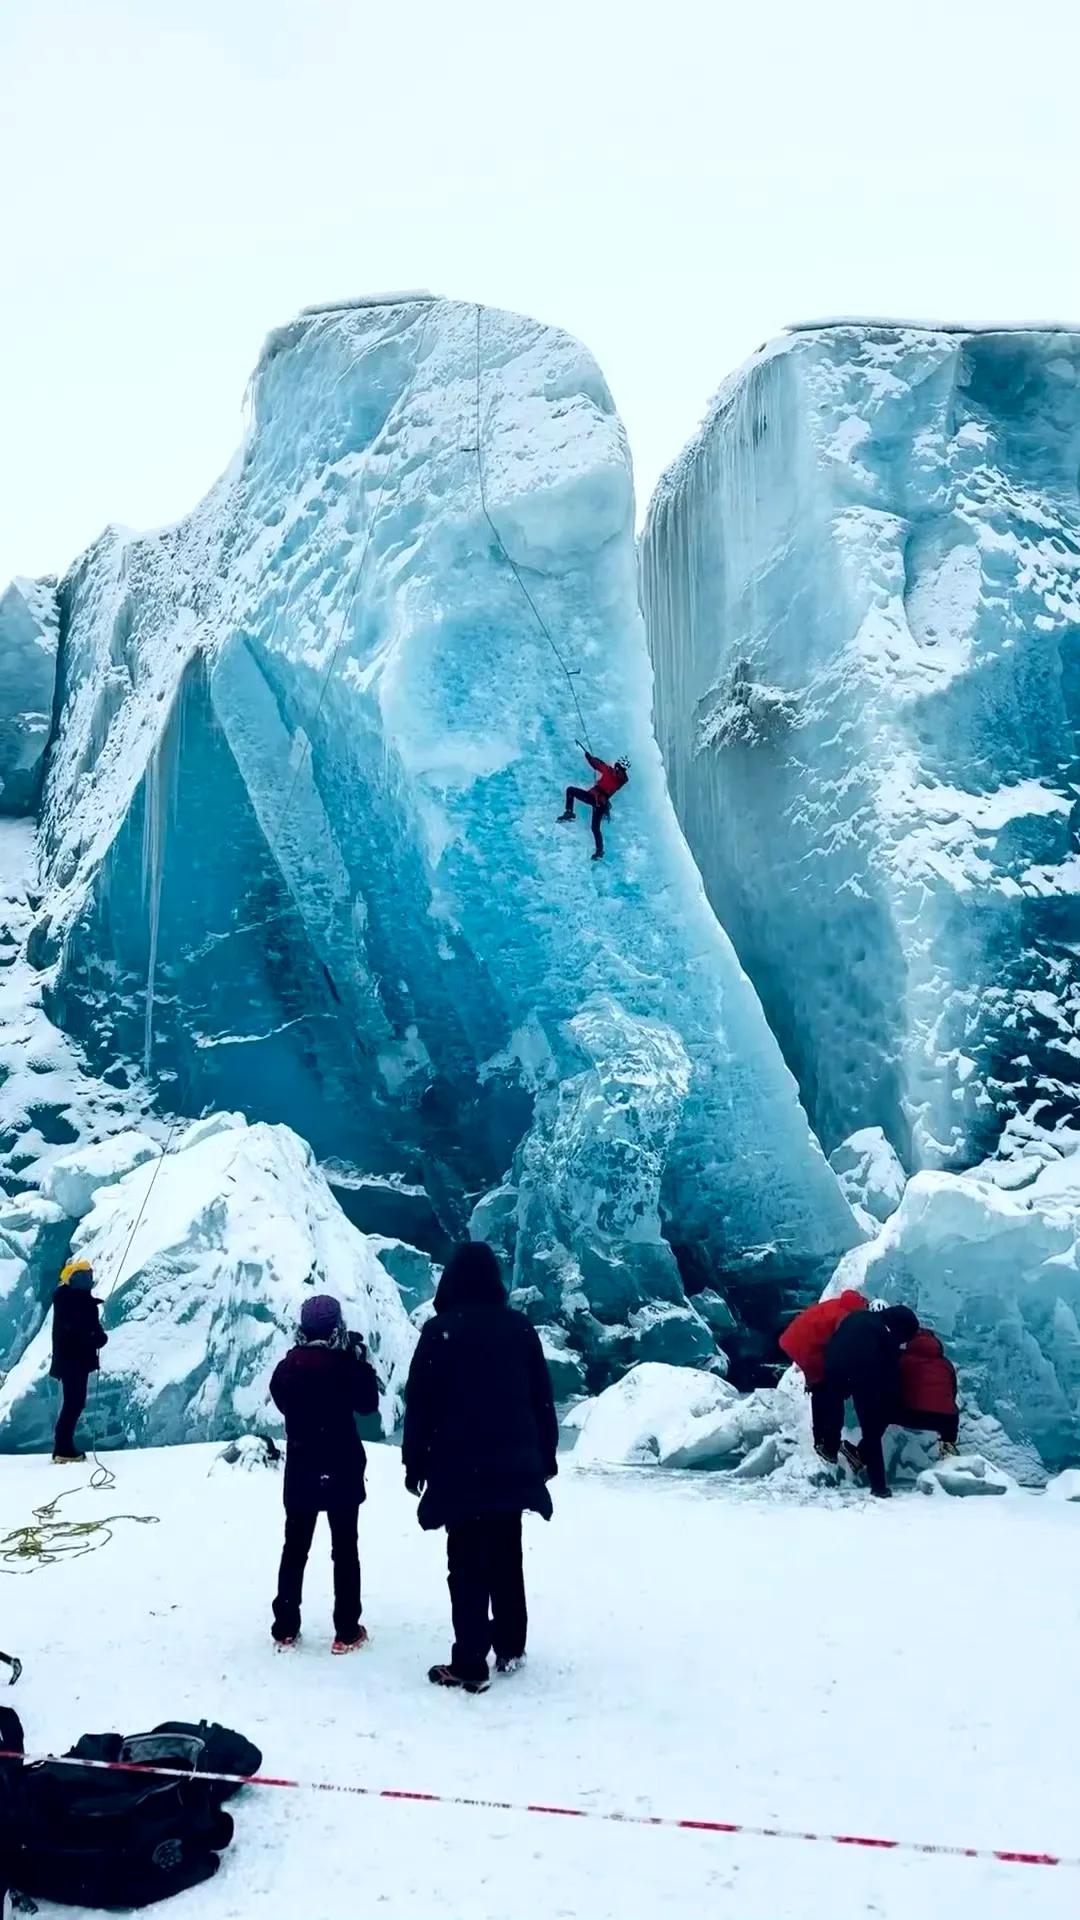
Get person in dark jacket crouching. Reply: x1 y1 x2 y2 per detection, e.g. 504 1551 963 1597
402 1242 558 1694
818 1303 920 1498
269 1294 380 1654
50 1258 108 1464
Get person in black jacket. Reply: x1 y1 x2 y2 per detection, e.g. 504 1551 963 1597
402 1242 558 1694
818 1303 920 1498
50 1259 108 1464
269 1293 380 1653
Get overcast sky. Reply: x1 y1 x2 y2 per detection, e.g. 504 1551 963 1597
2 0 1078 585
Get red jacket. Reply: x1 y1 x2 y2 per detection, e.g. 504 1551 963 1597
585 751 628 799
898 1330 957 1418
779 1290 868 1387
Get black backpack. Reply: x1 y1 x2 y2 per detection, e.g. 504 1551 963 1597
0 1711 261 1910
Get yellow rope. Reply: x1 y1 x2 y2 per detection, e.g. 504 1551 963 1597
0 1472 158 1574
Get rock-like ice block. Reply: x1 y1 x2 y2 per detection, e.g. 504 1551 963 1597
642 324 1080 1172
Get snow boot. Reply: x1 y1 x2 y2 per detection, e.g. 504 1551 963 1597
332 1629 369 1655
839 1439 866 1477
591 848 604 860
51 1452 87 1466
273 1635 299 1652
495 1654 525 1675
556 811 574 823
814 1441 839 1468
428 1663 490 1695
939 1438 958 1458
870 1485 892 1499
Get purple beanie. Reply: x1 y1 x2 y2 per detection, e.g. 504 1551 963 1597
300 1293 342 1340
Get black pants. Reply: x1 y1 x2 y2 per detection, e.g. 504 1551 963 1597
446 1512 526 1683
564 787 607 855
272 1505 361 1642
812 1380 890 1495
53 1371 89 1457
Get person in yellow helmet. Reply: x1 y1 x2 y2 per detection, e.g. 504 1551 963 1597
50 1259 107 1464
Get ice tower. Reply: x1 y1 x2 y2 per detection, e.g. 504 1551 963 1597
26 296 856 1380
642 324 1080 1174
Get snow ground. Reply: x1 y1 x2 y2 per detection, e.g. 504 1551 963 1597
2 1442 1076 1919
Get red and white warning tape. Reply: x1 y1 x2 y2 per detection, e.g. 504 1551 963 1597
0 1749 1071 1871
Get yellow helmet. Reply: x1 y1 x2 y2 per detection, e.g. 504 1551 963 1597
59 1258 93 1285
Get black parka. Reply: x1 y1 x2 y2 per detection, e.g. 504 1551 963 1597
50 1285 107 1382
402 1271 558 1533
270 1341 380 1512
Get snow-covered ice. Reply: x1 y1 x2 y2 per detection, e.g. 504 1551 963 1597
1 1443 1077 1920
0 1116 416 1450
831 1152 1080 1471
916 1451 1012 1496
39 1130 160 1219
828 1125 906 1230
572 1360 792 1472
642 324 1080 1175
0 577 58 816
0 817 157 1196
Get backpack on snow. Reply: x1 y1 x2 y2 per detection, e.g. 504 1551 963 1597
0 1711 261 1910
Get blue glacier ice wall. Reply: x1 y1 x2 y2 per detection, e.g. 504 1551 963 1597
642 324 1080 1174
33 297 857 1379
0 578 58 816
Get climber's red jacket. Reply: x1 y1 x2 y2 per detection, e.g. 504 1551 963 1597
779 1290 868 1387
898 1329 958 1418
585 751 628 799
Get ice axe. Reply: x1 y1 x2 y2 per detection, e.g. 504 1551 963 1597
0 1651 21 1685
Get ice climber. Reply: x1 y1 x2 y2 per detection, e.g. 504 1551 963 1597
557 742 630 859
896 1326 960 1455
816 1303 920 1498
50 1258 107 1464
401 1241 558 1694
778 1288 868 1460
841 1325 960 1479
269 1293 380 1654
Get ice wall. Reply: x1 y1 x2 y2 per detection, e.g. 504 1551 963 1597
29 297 856 1377
642 325 1080 1174
0 577 58 815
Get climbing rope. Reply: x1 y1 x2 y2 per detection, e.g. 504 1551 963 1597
471 303 592 747
0 1485 158 1575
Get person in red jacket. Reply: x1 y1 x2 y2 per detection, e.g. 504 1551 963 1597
557 743 630 860
779 1289 868 1461
896 1328 959 1454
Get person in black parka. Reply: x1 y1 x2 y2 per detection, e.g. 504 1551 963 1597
818 1303 920 1498
269 1293 380 1653
402 1242 558 1693
50 1259 108 1464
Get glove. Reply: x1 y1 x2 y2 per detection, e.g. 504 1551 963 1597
347 1330 368 1358
404 1472 424 1497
